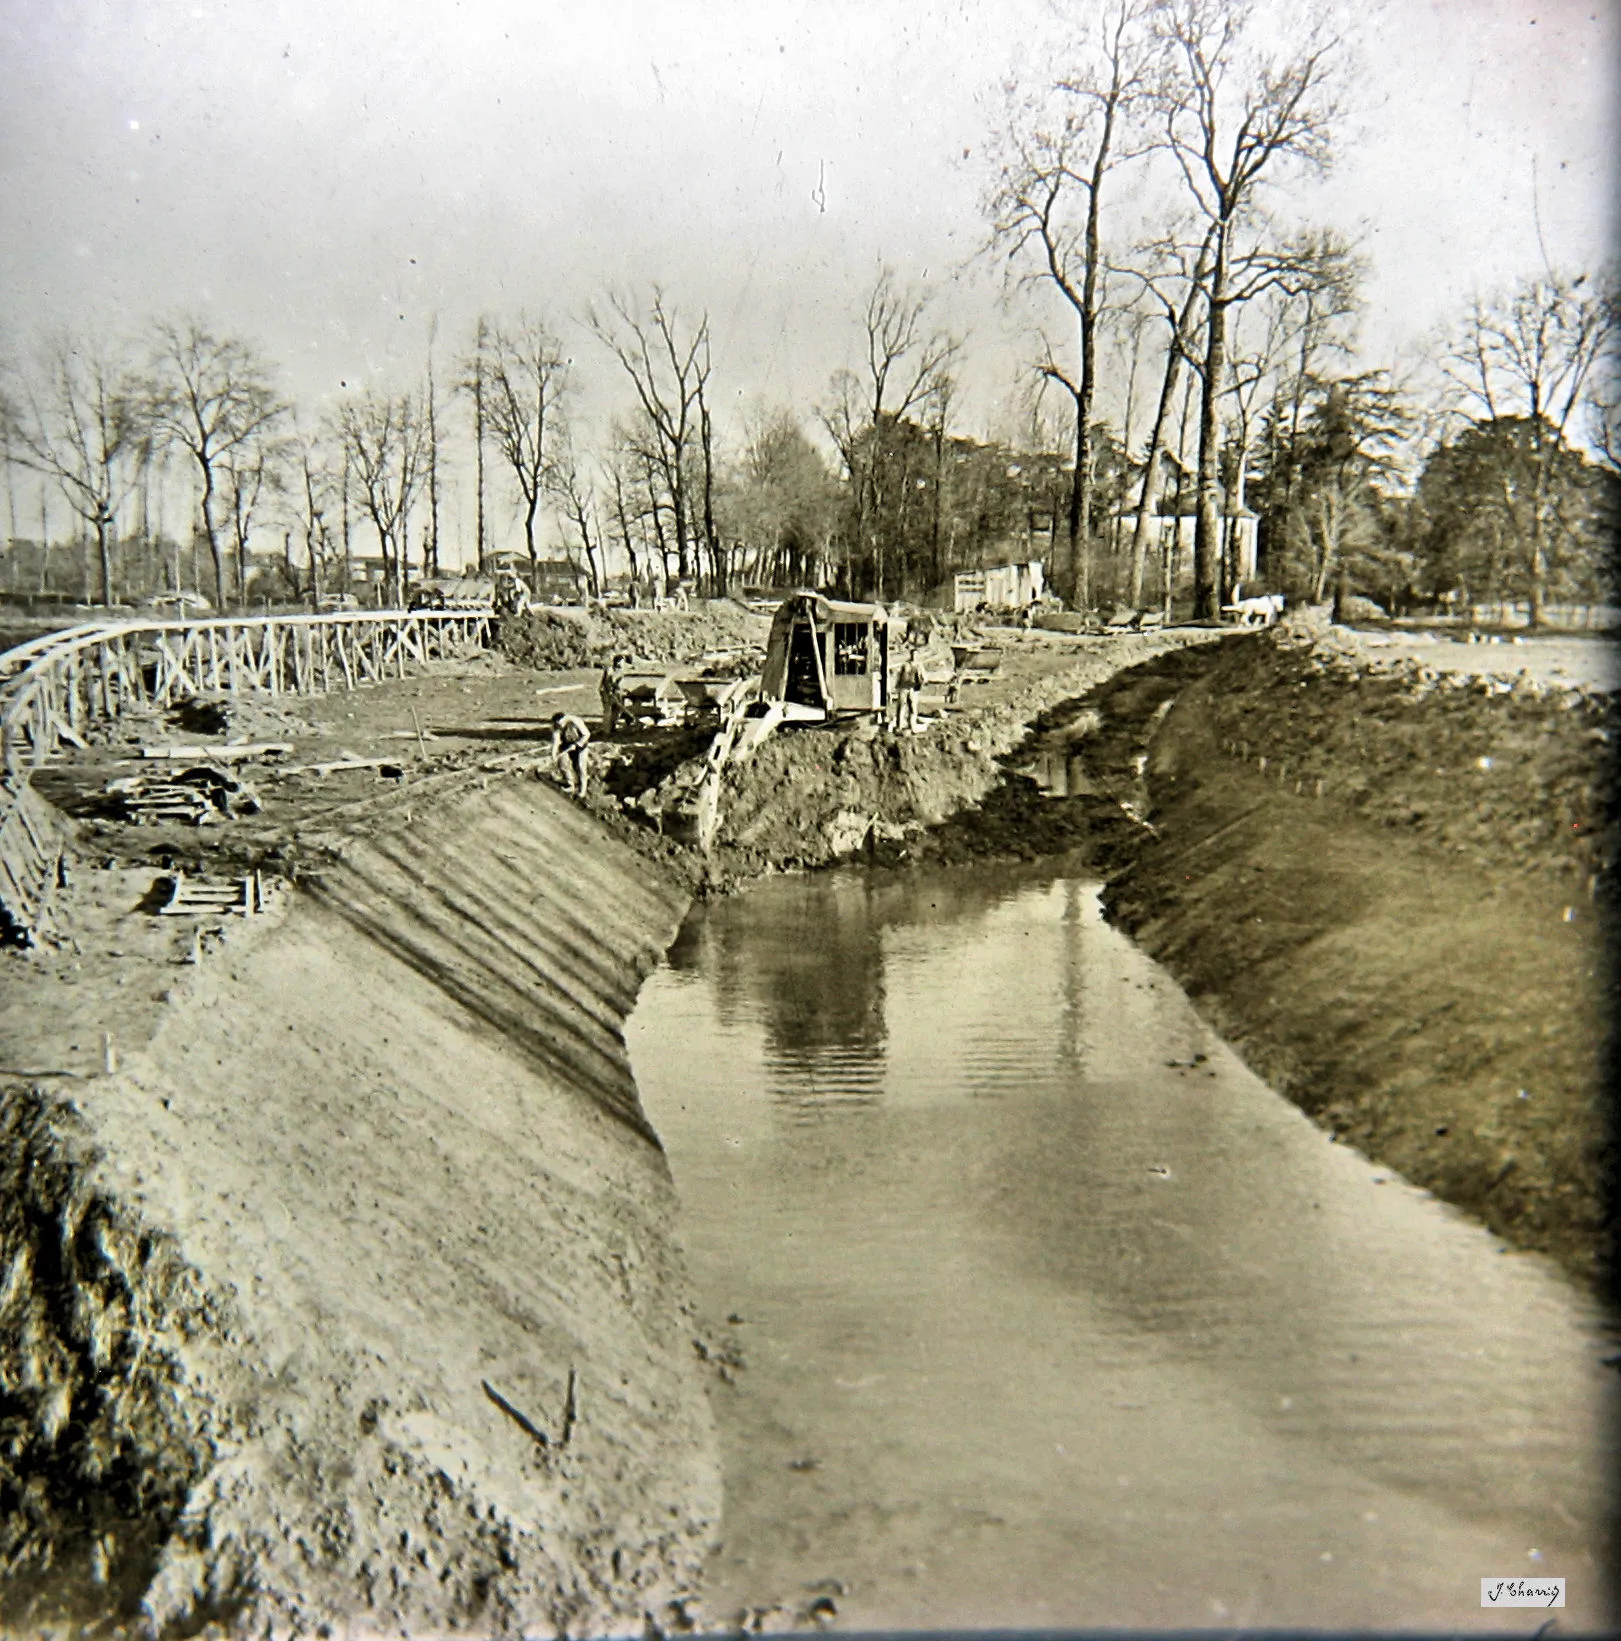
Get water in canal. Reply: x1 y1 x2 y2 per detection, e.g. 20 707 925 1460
626 864 1617 1633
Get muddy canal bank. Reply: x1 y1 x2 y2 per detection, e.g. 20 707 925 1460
807 614 1615 1283
1 622 1202 1635
3 608 1612 1631
623 615 1619 1630
1097 616 1616 1285
1 777 718 1639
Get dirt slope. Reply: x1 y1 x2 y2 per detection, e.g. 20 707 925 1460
1 777 719 1637
1101 617 1616 1283
705 630 1217 878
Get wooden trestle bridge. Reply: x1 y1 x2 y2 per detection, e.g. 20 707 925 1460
0 608 494 942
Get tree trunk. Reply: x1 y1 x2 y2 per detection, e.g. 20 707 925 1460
1527 436 1550 631
931 426 945 591
474 319 488 571
1311 494 1334 604
612 471 640 589
199 467 227 612
1192 232 1230 621
701 402 718 596
427 419 440 578
96 513 113 606
523 492 540 588
583 522 603 598
1066 401 1085 608
1075 333 1098 612
670 462 690 584
1130 345 1185 608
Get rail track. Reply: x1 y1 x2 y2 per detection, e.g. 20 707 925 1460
0 608 494 942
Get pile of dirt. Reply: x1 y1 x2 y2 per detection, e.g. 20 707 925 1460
1097 621 1616 1283
82 693 318 756
0 777 720 1637
706 631 1216 877
716 725 1000 871
497 608 593 671
591 605 772 666
867 642 1233 874
1200 610 1616 884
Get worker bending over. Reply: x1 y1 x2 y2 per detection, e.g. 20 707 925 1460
548 711 592 797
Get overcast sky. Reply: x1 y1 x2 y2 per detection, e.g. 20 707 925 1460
0 0 1614 556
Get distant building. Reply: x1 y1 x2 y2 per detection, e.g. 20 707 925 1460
951 560 1045 612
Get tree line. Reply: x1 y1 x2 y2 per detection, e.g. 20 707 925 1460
3 0 1616 624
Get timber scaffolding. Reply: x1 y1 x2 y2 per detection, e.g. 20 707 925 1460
0 608 493 942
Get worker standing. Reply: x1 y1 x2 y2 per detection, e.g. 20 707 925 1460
893 647 925 734
548 711 592 798
599 655 624 737
493 567 529 618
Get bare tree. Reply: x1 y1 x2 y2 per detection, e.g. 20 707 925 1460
727 407 838 587
458 316 493 570
221 437 285 606
986 0 1159 602
425 317 443 579
285 425 342 608
148 316 287 611
619 425 676 590
589 288 714 589
1221 275 1359 591
4 334 145 606
479 315 569 582
1440 270 1615 626
821 266 962 599
1113 228 1214 605
336 388 431 605
1156 0 1347 616
605 446 644 593
548 449 607 598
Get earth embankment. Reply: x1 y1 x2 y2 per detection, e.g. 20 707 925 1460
1 776 719 1637
701 630 1215 877
1101 616 1616 1283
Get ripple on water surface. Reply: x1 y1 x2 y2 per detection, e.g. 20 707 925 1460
629 867 1617 1633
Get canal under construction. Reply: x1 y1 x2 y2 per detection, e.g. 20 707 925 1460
0 604 1614 1636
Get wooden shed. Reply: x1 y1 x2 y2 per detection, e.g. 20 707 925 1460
760 593 894 718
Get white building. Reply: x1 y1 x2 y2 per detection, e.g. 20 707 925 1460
953 560 1045 612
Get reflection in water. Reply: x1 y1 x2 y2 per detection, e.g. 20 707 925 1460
669 875 888 1117
631 867 1617 1632
1024 744 1098 797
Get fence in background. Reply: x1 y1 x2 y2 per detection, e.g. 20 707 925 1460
0 608 493 941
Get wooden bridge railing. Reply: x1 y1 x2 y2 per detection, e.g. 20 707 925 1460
0 607 494 941
1 607 493 781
